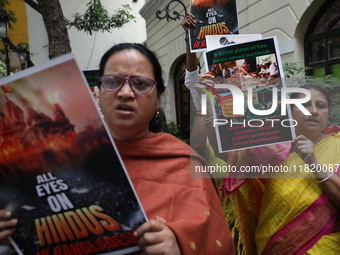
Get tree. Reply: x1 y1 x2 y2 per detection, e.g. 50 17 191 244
2 0 135 60
24 0 71 60
65 0 135 36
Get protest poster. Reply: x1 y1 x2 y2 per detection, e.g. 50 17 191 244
83 69 100 102
201 37 296 152
189 0 239 52
0 54 147 255
83 69 100 87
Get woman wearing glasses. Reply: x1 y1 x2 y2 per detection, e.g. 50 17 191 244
99 43 234 254
0 43 235 255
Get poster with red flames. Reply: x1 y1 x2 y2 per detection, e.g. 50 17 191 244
189 0 239 52
0 54 147 255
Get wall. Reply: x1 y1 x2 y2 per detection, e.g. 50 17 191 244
1 0 29 71
8 0 28 46
140 0 189 122
236 0 326 64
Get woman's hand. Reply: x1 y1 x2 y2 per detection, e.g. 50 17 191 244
293 135 317 166
0 210 17 245
181 13 196 33
135 220 181 255
198 72 215 80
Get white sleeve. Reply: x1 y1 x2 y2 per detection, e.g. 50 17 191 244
185 67 201 110
185 67 199 89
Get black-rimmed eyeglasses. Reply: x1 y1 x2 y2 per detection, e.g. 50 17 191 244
99 74 156 94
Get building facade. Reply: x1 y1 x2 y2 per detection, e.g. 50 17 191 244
140 0 340 139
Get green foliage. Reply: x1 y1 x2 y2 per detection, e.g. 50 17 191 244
167 121 180 136
0 61 7 76
167 121 190 144
283 62 340 126
0 0 17 28
65 0 135 35
282 62 311 78
330 96 340 125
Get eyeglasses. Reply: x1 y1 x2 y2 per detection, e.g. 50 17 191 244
99 74 156 94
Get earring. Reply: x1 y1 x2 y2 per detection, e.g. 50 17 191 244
155 111 160 118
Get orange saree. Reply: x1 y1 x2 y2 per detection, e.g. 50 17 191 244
115 132 235 255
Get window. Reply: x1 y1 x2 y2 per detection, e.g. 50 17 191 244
305 0 340 77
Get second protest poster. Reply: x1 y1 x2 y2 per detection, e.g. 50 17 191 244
202 37 296 152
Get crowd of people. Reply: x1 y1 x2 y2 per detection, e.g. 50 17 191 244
0 12 339 255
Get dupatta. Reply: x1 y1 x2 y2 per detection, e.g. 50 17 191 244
220 125 340 255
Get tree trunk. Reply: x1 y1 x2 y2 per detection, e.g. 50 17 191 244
36 0 71 59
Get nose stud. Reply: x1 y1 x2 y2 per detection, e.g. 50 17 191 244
130 92 135 96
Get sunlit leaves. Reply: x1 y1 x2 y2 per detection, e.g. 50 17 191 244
65 0 135 35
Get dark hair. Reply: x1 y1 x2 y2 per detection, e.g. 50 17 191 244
289 84 331 111
99 43 165 95
149 108 170 133
98 43 166 133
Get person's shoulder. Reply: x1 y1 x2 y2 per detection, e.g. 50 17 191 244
323 125 340 138
150 133 205 159
333 131 340 140
151 132 190 148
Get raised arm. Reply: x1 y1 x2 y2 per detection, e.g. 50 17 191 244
181 12 197 72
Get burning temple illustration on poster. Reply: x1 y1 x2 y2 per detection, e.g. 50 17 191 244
0 54 147 255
